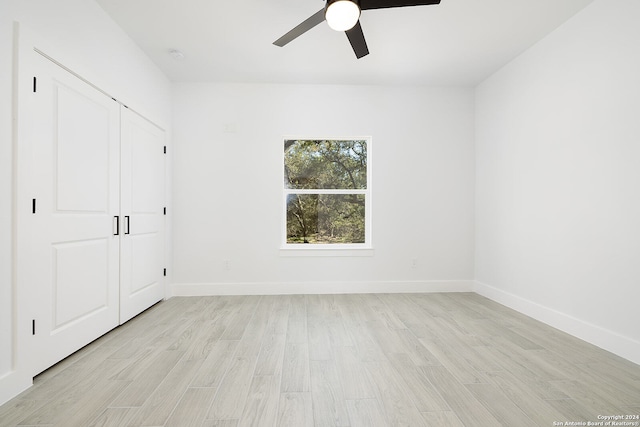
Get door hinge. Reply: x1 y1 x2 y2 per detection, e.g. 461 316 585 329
32 319 36 335
33 77 37 93
163 146 167 154
163 268 167 277
32 199 36 214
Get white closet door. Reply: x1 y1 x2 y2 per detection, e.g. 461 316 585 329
28 55 121 375
119 107 166 324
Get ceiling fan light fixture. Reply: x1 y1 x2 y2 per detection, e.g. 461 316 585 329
325 0 361 32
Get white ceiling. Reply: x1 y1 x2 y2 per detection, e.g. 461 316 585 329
95 0 595 86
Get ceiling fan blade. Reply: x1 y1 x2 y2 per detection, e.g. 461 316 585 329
345 21 369 59
273 9 326 47
360 0 440 10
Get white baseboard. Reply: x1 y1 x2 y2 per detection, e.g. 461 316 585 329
171 280 474 297
0 370 32 406
474 280 640 366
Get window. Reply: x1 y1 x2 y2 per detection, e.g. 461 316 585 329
283 138 371 251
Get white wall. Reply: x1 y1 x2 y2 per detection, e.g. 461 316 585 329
172 83 475 295
475 0 640 364
0 0 171 404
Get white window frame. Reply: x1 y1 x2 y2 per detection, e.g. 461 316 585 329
280 136 373 257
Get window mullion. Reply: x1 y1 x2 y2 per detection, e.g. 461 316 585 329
284 188 366 195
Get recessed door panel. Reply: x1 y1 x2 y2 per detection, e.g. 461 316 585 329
129 232 162 295
55 85 111 213
52 239 109 329
131 125 163 213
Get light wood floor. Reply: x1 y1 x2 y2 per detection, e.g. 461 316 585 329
1 293 639 427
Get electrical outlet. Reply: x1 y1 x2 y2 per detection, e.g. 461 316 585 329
411 258 417 269
224 260 231 270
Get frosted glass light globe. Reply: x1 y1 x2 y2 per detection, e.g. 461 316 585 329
326 0 361 32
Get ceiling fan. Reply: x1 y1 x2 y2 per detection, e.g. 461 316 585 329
273 0 441 59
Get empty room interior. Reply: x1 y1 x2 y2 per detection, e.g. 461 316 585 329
1 0 639 425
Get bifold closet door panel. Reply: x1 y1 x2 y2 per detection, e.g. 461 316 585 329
27 54 121 376
119 107 166 324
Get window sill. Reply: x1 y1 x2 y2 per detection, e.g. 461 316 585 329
279 247 374 257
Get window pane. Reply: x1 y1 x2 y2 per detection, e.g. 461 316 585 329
284 139 367 190
286 194 365 244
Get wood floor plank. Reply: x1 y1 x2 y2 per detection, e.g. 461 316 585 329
264 295 291 336
545 398 600 422
366 319 407 355
326 319 355 348
288 295 306 318
376 294 439 339
306 295 342 323
190 340 239 388
0 398 50 427
335 296 388 362
219 296 261 340
51 378 130 427
549 379 633 415
420 410 465 426
362 294 407 330
469 337 570 400
277 392 313 427
483 369 570 425
510 323 604 364
576 361 640 403
523 349 640 406
462 344 507 373
33 337 118 385
206 298 271 420
465 382 539 427
286 314 307 345
280 343 310 393
364 360 427 426
182 318 232 360
346 399 388 427
17 359 129 425
411 293 459 318
106 307 185 360
334 346 377 400
24 344 124 402
469 318 545 350
237 375 280 427
254 333 287 377
419 337 488 385
309 360 350 427
165 387 217 427
202 420 239 427
125 358 205 426
488 335 574 381
386 353 450 412
421 365 502 427
109 350 185 407
94 300 179 358
393 329 441 366
205 346 259 420
86 407 138 427
307 317 334 361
